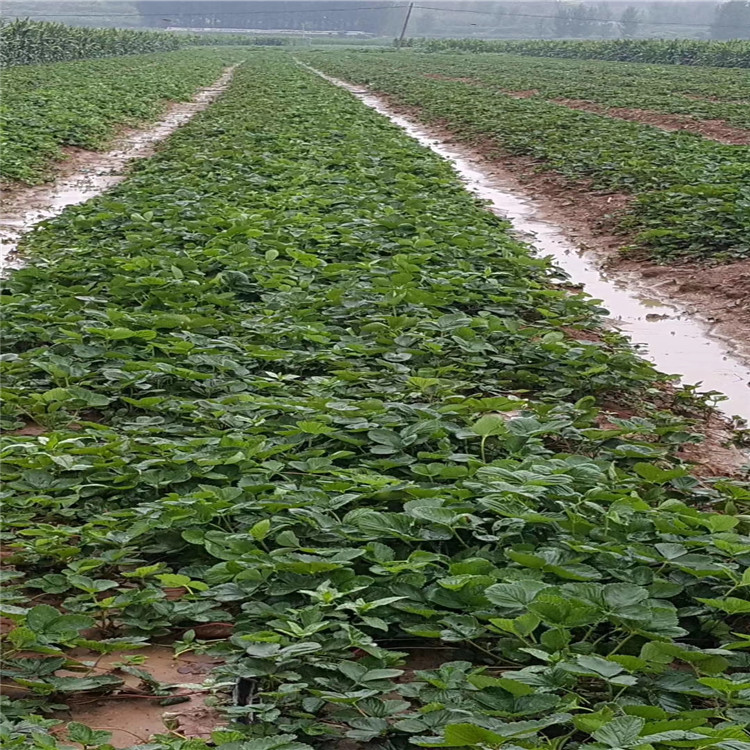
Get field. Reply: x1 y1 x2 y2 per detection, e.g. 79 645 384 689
301 50 750 264
0 48 247 185
381 52 750 129
1 43 750 750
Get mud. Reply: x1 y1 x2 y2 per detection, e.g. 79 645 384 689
0 64 240 272
676 412 749 477
501 88 541 99
300 63 750 425
551 98 750 146
59 646 224 748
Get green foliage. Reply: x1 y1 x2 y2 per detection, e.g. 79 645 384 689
1 53 749 750
0 18 183 66
0 18 287 67
0 48 247 184
375 50 750 128
413 37 750 68
304 49 750 262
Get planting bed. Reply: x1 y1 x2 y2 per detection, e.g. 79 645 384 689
1 53 749 750
415 52 750 131
0 47 247 186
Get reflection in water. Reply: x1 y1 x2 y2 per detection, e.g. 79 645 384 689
302 63 750 422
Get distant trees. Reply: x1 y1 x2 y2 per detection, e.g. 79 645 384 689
618 6 641 38
710 1 750 39
553 3 598 38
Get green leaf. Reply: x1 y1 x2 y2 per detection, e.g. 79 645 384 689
66 722 112 745
471 415 508 437
484 581 548 609
156 574 191 588
440 723 507 747
696 596 750 614
250 519 272 541
633 463 688 484
592 716 646 748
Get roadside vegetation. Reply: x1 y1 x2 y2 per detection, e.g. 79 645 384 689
0 47 246 185
303 50 750 264
412 38 750 68
2 53 749 750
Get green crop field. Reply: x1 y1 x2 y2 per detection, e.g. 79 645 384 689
369 52 750 128
0 47 247 185
301 49 750 264
1 42 749 750
0 19 287 67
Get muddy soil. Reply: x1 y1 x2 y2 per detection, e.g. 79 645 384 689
0 64 240 271
55 646 224 747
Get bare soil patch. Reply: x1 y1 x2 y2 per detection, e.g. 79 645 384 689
57 647 224 748
550 98 750 146
501 88 540 99
423 73 482 85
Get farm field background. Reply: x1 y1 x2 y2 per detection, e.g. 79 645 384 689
362 52 750 129
1 40 750 750
412 38 750 68
300 49 750 264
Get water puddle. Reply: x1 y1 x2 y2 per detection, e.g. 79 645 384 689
0 64 240 272
301 63 750 423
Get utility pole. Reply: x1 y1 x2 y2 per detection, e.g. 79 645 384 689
396 2 414 50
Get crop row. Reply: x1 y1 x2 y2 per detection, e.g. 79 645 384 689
384 51 750 129
0 47 248 185
413 38 750 69
1 53 748 750
303 50 750 264
0 18 286 68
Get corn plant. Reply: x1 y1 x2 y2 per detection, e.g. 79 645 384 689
414 37 750 68
0 18 287 68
